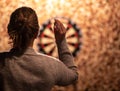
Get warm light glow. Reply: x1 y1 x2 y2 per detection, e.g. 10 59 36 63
0 0 120 91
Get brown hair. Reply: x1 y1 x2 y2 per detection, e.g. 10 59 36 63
8 7 39 56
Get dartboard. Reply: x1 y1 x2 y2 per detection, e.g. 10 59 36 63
37 18 82 57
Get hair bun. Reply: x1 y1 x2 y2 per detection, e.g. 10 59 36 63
17 17 28 28
23 17 28 23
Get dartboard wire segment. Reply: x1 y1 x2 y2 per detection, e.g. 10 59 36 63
37 18 82 58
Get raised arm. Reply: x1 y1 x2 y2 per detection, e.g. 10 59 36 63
53 19 78 85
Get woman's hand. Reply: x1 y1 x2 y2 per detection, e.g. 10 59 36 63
54 19 66 43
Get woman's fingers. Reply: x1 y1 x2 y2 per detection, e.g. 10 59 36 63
54 19 66 34
53 19 66 42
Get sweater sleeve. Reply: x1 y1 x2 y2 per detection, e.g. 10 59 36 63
54 39 78 86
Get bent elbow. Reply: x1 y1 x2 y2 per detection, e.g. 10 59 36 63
72 71 78 83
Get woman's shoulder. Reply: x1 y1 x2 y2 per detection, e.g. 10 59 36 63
36 52 60 61
35 52 63 66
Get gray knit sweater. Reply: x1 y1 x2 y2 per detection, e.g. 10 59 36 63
0 39 78 91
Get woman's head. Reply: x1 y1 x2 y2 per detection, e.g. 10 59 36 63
8 6 39 55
